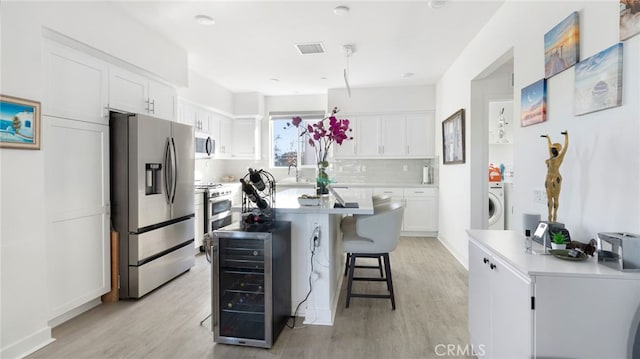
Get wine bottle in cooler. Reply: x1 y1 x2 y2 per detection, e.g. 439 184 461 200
249 168 266 191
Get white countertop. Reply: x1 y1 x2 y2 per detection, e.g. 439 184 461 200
467 229 640 280
274 188 374 215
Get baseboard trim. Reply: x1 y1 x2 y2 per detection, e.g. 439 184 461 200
48 298 102 328
1 326 54 359
436 235 468 270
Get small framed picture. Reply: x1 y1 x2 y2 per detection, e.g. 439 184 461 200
520 79 547 127
442 109 465 165
0 94 41 150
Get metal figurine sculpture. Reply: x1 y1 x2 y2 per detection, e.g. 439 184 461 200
541 131 569 223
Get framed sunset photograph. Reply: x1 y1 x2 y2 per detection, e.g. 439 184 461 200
520 79 547 127
545 11 580 79
0 95 41 150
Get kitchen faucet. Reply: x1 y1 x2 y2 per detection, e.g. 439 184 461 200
287 163 299 182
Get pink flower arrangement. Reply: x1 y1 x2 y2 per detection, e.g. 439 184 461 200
290 107 353 166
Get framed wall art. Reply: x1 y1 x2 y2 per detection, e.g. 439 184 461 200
620 0 640 40
0 95 41 150
574 43 623 116
544 11 580 79
521 79 547 127
442 109 465 165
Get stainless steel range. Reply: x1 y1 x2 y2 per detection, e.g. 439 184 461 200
196 184 234 247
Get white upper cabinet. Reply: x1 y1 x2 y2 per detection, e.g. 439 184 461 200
148 80 177 121
231 117 259 159
108 67 148 114
42 41 109 125
406 112 434 157
333 111 434 159
109 67 177 121
379 114 405 156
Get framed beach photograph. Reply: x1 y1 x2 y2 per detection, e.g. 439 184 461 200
574 43 623 116
545 11 580 79
442 109 465 165
521 79 547 127
620 0 640 40
0 95 41 150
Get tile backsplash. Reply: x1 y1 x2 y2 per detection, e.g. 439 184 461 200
196 157 438 186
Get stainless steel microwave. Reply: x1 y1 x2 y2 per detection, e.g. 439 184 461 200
195 133 214 158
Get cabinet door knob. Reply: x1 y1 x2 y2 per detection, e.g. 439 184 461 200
483 257 489 264
490 263 497 270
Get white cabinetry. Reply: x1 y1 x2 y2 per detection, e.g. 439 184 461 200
210 114 261 159
333 111 434 159
42 41 109 125
468 240 532 358
403 188 438 232
372 187 438 234
468 231 640 359
109 67 176 121
44 117 111 319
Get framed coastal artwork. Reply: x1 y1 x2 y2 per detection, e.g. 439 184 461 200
520 79 547 127
545 11 580 79
620 0 640 40
442 109 465 165
0 95 41 150
575 43 624 116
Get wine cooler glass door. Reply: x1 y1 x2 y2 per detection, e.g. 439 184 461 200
215 234 272 344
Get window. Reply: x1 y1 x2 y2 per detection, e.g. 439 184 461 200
270 111 324 168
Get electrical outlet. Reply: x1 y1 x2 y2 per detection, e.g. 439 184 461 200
403 164 408 172
533 189 546 204
362 165 366 172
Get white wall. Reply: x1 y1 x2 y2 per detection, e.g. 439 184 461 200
0 2 188 357
328 85 436 114
437 1 640 266
178 70 234 115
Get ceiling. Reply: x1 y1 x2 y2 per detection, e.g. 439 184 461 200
115 1 504 96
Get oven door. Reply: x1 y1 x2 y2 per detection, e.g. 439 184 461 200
195 133 214 158
208 196 233 232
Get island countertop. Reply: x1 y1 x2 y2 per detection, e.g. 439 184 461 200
274 188 374 215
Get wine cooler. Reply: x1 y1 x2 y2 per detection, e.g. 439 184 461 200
211 221 291 348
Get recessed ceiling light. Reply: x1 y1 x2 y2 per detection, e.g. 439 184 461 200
194 15 215 26
427 1 447 9
320 76 327 80
333 6 350 16
401 72 415 78
270 78 280 82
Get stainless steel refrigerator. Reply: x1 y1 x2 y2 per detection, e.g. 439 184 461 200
110 112 195 299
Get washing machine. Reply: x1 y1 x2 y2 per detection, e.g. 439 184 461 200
488 182 504 230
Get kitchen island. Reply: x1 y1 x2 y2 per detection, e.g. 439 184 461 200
275 188 374 325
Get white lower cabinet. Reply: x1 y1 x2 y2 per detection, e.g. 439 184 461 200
468 241 532 358
372 187 438 233
468 233 640 358
403 188 438 232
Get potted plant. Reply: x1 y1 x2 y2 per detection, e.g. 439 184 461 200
551 231 567 249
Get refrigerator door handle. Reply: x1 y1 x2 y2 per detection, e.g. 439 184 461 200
170 137 178 204
163 138 172 204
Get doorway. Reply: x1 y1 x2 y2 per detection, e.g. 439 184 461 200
469 50 514 230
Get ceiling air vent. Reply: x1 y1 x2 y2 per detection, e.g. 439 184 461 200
295 42 326 55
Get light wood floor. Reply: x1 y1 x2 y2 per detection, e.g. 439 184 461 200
28 237 471 359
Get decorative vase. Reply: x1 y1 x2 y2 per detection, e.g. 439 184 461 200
316 163 330 196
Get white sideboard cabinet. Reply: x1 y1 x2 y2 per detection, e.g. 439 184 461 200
467 230 640 359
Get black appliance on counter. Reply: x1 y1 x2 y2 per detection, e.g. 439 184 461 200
211 221 291 348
